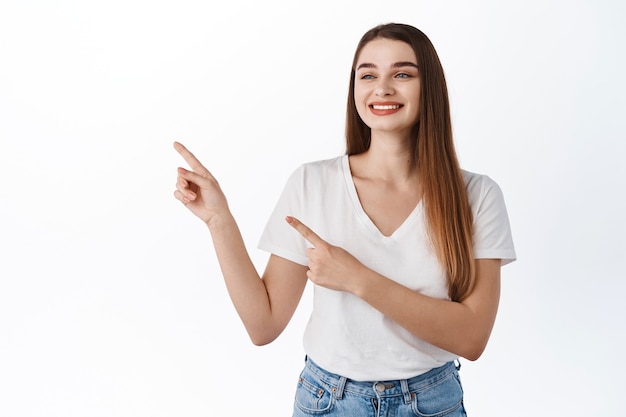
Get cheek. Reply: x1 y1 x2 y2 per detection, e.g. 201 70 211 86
409 89 421 120
355 101 368 122
413 101 421 117
353 84 368 105
353 94 369 121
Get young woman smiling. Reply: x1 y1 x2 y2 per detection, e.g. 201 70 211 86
174 23 515 417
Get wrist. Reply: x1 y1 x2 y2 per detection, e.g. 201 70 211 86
350 264 381 298
205 210 235 231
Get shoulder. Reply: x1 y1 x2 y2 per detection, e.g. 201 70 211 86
299 155 344 172
289 155 345 182
278 156 345 196
462 169 504 203
461 169 511 219
461 169 511 228
461 170 516 263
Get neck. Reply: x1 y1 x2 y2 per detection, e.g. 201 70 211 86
357 130 417 182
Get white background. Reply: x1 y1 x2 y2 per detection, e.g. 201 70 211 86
1 0 624 415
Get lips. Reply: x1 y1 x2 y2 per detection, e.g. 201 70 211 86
369 102 403 115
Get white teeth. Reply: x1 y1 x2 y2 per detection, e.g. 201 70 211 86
372 104 400 110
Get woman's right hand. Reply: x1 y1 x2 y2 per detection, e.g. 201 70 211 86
173 142 309 346
173 141 229 225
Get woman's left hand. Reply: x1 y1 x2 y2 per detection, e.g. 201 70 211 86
286 216 365 293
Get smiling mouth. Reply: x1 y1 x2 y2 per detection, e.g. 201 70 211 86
370 104 402 110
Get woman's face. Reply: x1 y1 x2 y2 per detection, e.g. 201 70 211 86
354 38 421 138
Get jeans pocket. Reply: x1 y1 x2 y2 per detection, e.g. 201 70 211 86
294 370 334 415
411 370 464 417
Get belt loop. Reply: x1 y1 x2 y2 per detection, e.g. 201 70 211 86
335 376 347 400
400 379 411 404
455 359 461 371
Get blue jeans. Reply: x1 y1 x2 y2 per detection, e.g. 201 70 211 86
293 357 467 417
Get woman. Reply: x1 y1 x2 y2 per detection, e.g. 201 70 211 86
174 23 515 416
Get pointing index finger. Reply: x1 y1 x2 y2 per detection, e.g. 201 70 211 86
173 141 210 176
286 216 327 248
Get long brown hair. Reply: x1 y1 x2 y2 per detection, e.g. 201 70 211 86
346 23 475 302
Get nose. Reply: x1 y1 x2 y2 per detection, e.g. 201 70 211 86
375 79 394 97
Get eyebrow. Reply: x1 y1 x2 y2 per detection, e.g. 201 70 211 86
356 61 419 70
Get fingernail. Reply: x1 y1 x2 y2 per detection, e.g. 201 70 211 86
285 216 294 224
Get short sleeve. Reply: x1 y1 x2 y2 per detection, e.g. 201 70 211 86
258 166 309 266
467 174 517 266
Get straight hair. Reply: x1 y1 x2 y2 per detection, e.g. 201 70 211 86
345 23 475 302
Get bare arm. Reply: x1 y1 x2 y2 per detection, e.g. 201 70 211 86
173 142 308 345
287 216 501 361
354 258 500 360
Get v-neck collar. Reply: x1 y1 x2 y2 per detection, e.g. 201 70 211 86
341 155 422 242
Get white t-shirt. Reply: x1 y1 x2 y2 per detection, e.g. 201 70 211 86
258 155 516 381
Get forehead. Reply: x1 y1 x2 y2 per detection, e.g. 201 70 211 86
356 38 417 66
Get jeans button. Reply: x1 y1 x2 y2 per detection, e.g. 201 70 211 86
375 382 385 392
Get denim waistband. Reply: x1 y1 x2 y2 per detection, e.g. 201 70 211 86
304 356 458 401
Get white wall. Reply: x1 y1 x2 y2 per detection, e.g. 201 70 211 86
1 0 624 415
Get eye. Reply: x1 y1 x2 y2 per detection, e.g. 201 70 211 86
360 74 375 80
395 72 412 79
